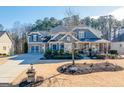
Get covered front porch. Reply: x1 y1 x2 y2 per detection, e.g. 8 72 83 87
76 39 110 56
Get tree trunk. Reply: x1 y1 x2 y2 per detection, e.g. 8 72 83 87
72 43 75 65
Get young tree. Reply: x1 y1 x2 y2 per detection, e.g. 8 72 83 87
64 8 80 65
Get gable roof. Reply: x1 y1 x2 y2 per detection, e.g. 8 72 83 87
0 31 14 43
59 33 79 41
50 25 71 34
49 33 66 42
73 26 102 38
28 31 51 37
50 25 102 38
50 25 69 31
0 31 6 37
49 32 79 42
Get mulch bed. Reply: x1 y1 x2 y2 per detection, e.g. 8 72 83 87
19 76 44 87
57 62 124 75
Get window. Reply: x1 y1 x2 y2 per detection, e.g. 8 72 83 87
53 44 57 50
79 31 84 38
33 35 37 41
67 36 71 41
3 46 6 50
60 44 64 49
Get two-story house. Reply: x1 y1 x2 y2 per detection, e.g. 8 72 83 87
27 26 110 55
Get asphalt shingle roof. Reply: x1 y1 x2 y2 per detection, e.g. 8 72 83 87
50 25 102 38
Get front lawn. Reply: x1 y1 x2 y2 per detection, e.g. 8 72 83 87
30 59 124 87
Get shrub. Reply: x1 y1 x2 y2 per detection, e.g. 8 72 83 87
52 50 59 56
53 55 72 59
2 53 6 56
96 54 106 59
44 49 82 59
44 49 52 59
59 49 64 54
107 54 117 59
53 54 81 59
109 50 118 55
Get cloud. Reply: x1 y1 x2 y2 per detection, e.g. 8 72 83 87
90 16 99 19
108 7 124 20
90 7 124 20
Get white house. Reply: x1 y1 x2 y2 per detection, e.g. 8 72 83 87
111 27 124 55
0 31 14 55
111 42 124 55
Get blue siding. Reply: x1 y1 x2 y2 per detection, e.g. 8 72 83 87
29 35 33 42
77 30 98 40
85 30 98 38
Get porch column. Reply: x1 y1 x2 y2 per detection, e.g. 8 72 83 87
76 42 79 50
106 43 109 54
49 43 51 50
101 43 104 53
97 43 100 53
89 42 91 49
59 42 60 51
43 44 45 53
49 43 52 50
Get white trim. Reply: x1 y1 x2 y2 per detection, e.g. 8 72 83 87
28 31 41 35
48 33 60 42
59 33 79 41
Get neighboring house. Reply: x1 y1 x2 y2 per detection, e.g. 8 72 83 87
27 25 110 55
0 31 14 55
111 42 124 55
111 27 124 55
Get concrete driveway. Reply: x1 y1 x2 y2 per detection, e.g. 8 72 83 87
8 53 43 64
0 53 42 86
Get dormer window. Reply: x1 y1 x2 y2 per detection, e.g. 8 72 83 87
79 31 84 38
33 35 37 42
